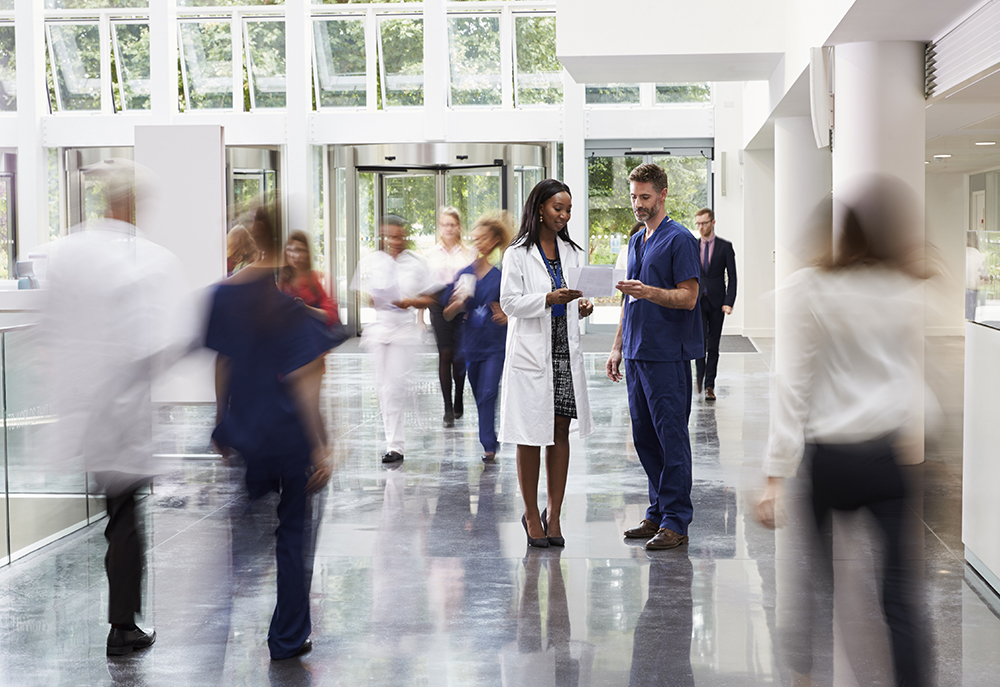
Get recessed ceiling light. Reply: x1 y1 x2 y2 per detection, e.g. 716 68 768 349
976 141 997 146
933 154 952 159
925 160 930 164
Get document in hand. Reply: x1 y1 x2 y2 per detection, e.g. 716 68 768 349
566 266 627 297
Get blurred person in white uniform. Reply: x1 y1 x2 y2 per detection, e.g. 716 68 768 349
757 177 933 687
352 215 438 464
39 159 187 656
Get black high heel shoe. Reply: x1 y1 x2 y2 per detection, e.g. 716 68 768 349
522 514 549 548
541 508 565 547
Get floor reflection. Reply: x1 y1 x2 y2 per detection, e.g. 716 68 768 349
0 345 998 686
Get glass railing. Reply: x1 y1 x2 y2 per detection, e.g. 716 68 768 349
0 324 107 566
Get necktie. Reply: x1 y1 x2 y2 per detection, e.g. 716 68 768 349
702 241 709 270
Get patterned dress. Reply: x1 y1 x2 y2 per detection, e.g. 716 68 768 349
546 255 577 419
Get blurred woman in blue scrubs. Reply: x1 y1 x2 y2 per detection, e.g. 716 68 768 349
442 211 513 462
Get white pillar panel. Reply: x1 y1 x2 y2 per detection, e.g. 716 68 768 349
740 148 775 339
562 73 586 253
712 82 745 335
833 42 925 202
423 0 447 141
135 125 226 404
774 117 831 284
833 41 926 466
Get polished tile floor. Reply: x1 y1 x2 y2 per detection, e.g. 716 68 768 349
2 338 999 686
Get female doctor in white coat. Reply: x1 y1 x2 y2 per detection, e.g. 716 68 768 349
500 179 594 548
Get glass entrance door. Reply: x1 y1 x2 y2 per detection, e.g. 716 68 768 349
587 152 711 325
353 165 504 331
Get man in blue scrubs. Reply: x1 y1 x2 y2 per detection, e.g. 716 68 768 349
606 163 703 550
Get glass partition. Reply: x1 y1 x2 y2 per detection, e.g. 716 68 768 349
179 19 234 110
112 21 151 111
655 82 711 104
378 16 423 107
4 327 91 562
46 22 102 111
0 24 15 112
314 17 367 108
244 18 286 109
0 175 13 279
514 14 561 107
45 0 146 7
448 14 500 107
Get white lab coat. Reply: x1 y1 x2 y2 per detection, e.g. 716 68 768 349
498 238 594 446
38 219 187 489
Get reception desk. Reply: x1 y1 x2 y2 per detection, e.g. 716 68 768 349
964 321 1000 591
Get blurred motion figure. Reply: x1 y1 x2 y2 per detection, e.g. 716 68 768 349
40 159 186 655
757 176 932 687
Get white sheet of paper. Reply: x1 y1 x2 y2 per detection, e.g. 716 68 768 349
566 267 627 297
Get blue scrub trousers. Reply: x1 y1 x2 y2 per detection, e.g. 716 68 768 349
246 459 314 660
625 359 694 535
467 352 504 454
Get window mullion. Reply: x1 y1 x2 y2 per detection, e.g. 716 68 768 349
500 6 512 109
99 15 113 114
230 11 242 113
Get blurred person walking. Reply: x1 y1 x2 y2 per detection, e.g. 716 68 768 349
40 159 186 655
693 208 737 401
757 178 932 687
607 163 702 551
207 206 333 661
279 230 343 446
441 211 513 462
352 215 438 464
426 207 477 427
500 180 594 548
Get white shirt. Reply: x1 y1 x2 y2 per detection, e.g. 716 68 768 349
763 265 924 478
352 249 437 344
425 242 476 286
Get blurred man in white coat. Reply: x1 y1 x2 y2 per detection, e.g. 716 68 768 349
40 160 186 656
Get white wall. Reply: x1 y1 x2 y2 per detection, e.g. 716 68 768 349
925 171 967 335
135 124 226 404
741 148 776 338
713 83 746 335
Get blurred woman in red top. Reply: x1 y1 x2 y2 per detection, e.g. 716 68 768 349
279 230 339 328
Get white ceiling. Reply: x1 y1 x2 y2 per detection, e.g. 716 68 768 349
926 69 1000 175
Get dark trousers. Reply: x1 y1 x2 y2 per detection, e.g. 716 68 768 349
247 466 314 660
467 352 504 454
625 359 694 535
799 440 929 687
695 296 725 389
105 489 143 625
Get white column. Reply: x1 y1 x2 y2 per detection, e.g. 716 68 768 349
15 0 49 254
833 41 925 467
285 0 310 234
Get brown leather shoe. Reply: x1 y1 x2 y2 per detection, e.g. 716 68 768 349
624 519 660 539
705 387 716 401
645 528 689 550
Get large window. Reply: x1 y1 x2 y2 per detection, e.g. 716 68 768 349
244 18 286 109
514 14 560 106
0 23 14 112
448 14 501 107
378 15 423 107
179 19 234 110
111 21 151 111
313 16 366 108
46 22 102 111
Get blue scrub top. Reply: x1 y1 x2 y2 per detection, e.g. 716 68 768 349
206 274 332 478
622 216 703 362
441 264 506 362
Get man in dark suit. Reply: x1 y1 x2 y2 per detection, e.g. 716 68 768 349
694 208 737 401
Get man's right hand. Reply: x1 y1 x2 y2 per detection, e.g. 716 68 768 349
606 348 623 382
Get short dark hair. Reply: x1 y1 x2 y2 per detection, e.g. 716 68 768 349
696 208 714 221
628 163 669 194
381 214 407 228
